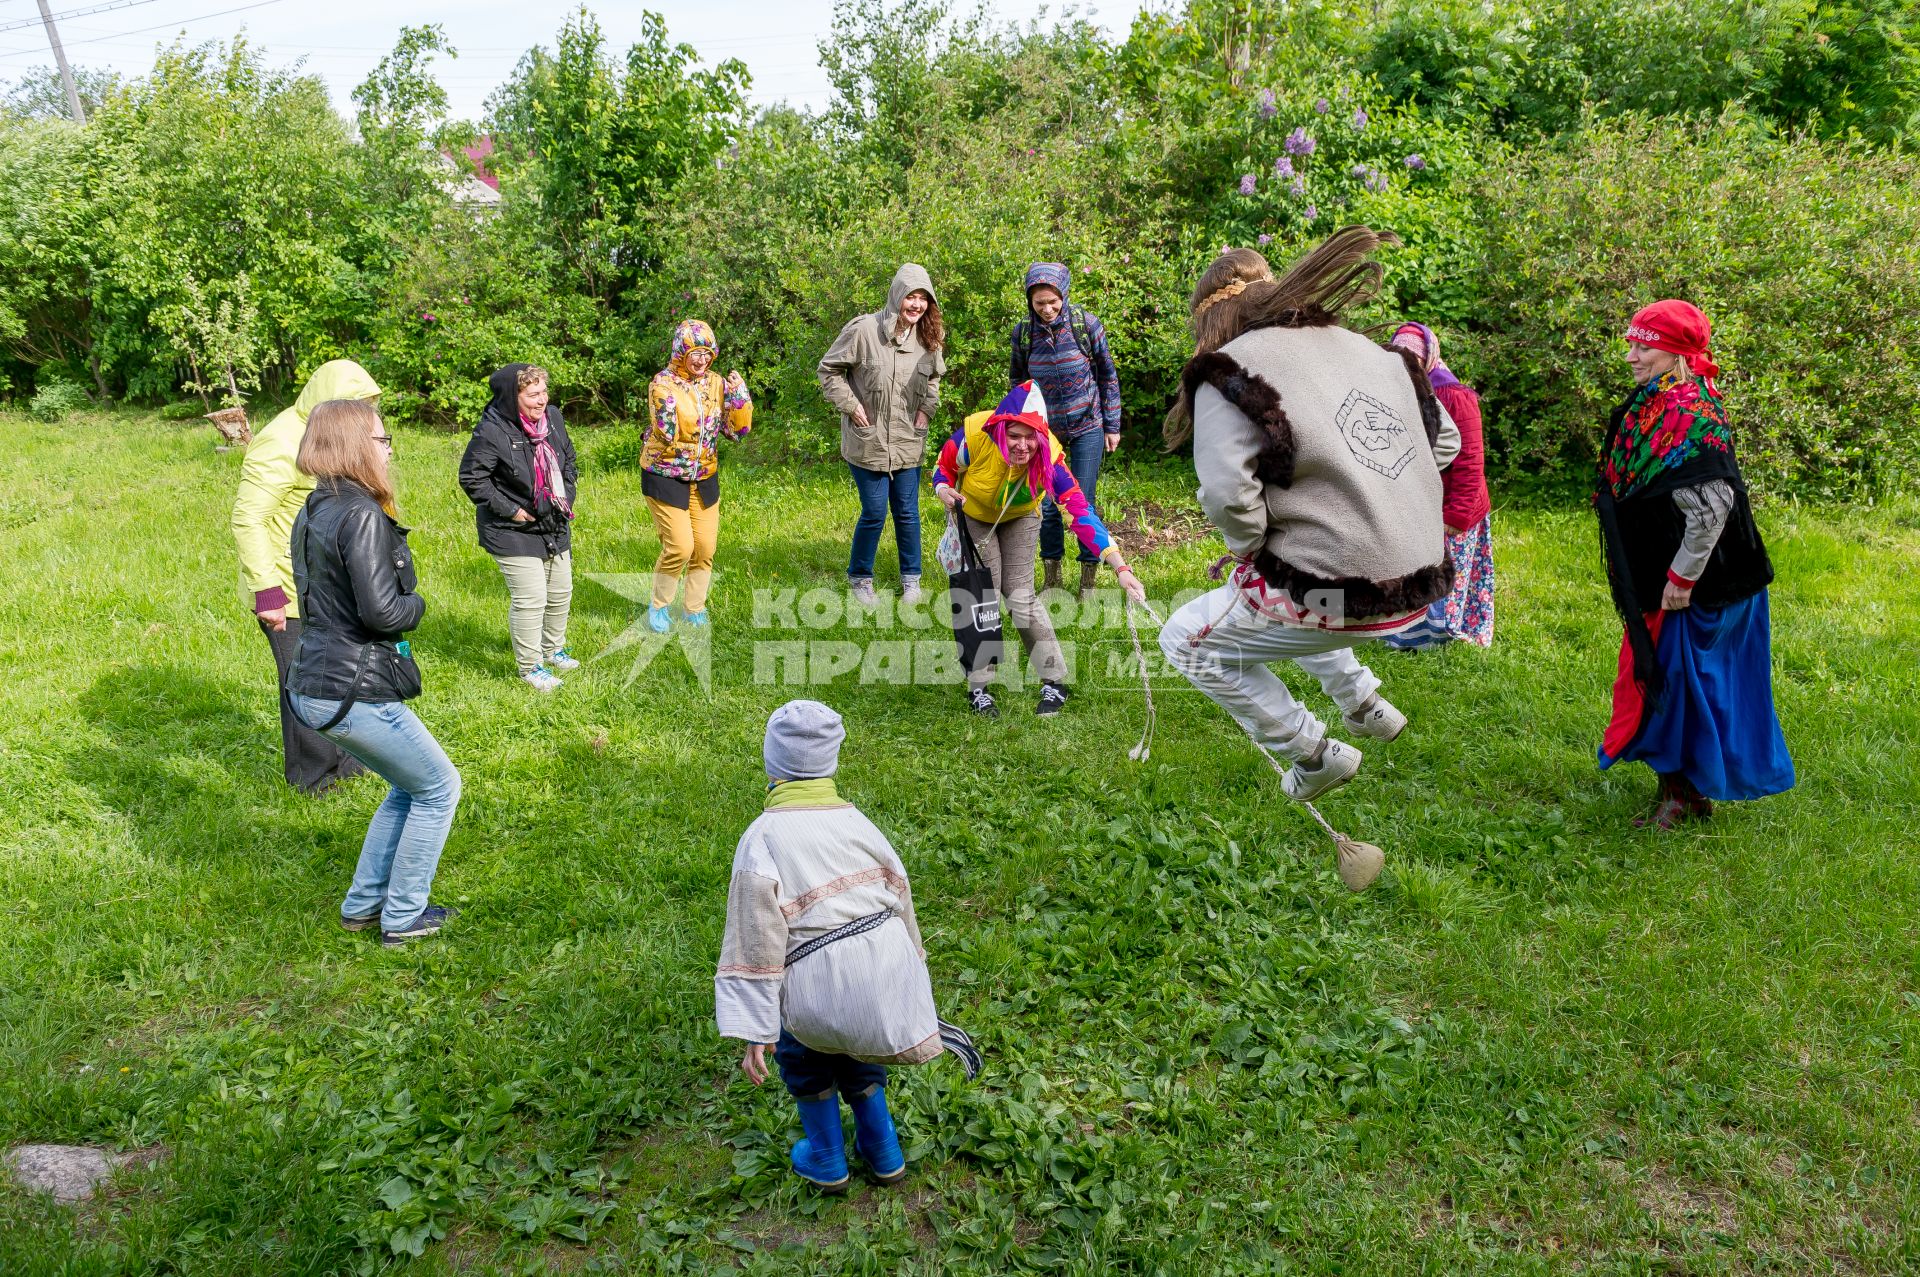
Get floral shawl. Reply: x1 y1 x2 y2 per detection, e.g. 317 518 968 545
1601 367 1734 500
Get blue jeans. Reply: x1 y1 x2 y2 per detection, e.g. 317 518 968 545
1039 429 1108 564
847 464 922 580
775 1028 887 1100
288 693 461 932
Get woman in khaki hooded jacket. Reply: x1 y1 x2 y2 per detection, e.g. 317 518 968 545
817 264 945 604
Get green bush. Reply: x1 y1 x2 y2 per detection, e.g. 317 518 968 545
28 377 88 423
1470 112 1920 498
157 400 206 420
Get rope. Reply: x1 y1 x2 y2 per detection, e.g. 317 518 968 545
1123 593 1351 849
1123 597 1159 761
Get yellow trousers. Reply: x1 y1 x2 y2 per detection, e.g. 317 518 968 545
647 488 720 612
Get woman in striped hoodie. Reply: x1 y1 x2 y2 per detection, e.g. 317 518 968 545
1009 263 1124 598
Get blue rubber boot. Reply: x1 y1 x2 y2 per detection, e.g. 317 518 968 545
845 1083 907 1184
789 1094 849 1192
647 605 672 633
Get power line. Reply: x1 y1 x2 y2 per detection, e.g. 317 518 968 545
0 0 153 36
0 0 289 60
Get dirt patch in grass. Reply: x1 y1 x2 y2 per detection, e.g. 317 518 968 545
729 1179 943 1254
1105 498 1214 558
1413 1190 1456 1239
1635 1163 1740 1235
439 1225 605 1274
607 1125 733 1198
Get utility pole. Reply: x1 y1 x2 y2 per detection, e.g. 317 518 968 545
36 0 87 125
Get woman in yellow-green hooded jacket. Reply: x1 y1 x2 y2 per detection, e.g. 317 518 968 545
230 360 382 794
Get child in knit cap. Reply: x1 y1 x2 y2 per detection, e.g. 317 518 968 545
716 700 980 1191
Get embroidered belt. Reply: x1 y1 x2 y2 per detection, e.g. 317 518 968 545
784 909 893 967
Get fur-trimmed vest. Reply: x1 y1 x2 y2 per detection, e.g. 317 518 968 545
1185 323 1454 624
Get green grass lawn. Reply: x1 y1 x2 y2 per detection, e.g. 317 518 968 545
2 411 1917 1275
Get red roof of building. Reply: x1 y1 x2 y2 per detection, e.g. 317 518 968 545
462 136 498 190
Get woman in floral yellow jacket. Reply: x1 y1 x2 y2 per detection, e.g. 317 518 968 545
643 320 752 631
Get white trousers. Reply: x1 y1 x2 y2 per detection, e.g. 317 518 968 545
1158 583 1384 763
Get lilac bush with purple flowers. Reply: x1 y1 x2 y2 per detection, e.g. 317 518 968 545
1273 155 1294 178
1285 127 1317 156
1238 172 1258 195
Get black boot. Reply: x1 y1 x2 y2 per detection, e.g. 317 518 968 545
1036 680 1069 716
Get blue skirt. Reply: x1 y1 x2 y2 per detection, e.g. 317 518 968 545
1598 590 1795 802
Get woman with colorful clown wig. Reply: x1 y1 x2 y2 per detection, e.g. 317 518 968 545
1595 300 1793 829
643 320 753 632
1384 322 1494 649
932 382 1145 719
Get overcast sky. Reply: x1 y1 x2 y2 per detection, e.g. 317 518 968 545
1 1 1158 120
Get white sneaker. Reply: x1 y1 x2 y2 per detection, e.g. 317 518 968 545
900 575 924 605
547 647 581 673
849 577 877 606
521 665 563 692
1282 738 1362 802
1343 695 1407 741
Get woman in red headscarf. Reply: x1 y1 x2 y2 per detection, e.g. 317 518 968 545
1593 300 1793 829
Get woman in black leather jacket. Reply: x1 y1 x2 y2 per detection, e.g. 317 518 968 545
458 364 577 691
287 399 463 949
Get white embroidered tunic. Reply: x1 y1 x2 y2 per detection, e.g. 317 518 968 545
714 789 943 1064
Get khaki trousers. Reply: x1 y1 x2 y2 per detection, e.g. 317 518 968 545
963 511 1066 688
492 550 573 673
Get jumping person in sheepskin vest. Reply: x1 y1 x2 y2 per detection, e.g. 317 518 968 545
1158 227 1462 804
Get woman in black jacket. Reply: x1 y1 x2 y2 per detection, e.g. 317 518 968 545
287 399 463 949
458 364 578 691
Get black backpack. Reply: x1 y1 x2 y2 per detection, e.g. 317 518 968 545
1016 304 1095 362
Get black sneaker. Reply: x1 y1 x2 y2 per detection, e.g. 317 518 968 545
382 905 457 949
1036 681 1070 716
968 687 999 718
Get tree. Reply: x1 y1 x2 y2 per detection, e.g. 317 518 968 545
486 8 749 302
154 272 265 409
1 66 124 123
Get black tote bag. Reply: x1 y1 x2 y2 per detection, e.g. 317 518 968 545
945 510 1004 681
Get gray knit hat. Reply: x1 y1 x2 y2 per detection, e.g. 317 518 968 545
763 699 846 780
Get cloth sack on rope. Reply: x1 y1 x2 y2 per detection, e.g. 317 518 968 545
935 518 964 575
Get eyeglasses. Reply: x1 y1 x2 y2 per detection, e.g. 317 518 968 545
371 435 394 451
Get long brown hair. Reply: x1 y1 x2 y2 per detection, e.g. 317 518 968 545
1165 225 1401 447
298 398 397 516
897 293 945 354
